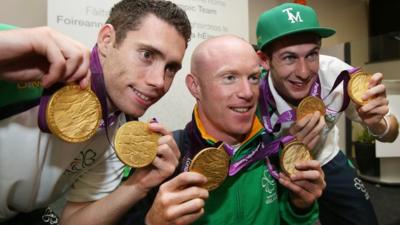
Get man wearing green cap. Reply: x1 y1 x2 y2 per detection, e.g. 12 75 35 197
256 3 399 225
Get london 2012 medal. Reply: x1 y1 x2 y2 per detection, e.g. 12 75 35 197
46 84 101 143
280 141 312 176
114 121 160 168
189 147 230 191
296 96 325 121
348 70 372 105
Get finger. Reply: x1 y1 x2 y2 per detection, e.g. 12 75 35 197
173 208 204 225
303 115 325 145
148 122 171 136
52 30 90 81
168 198 205 219
161 172 207 191
292 160 322 172
157 134 180 160
66 47 90 85
169 185 209 204
368 72 383 88
154 143 180 168
79 70 91 89
363 83 386 100
296 112 320 140
306 134 320 150
40 40 66 87
359 97 389 114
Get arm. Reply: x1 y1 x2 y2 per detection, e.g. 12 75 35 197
357 72 399 142
60 123 181 225
0 26 90 88
145 172 208 225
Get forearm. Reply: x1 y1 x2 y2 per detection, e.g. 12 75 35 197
60 182 148 225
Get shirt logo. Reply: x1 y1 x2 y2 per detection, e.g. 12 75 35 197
282 7 303 23
261 170 277 204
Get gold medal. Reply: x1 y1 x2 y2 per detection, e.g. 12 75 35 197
189 146 230 191
114 121 160 168
348 70 372 105
280 141 312 176
46 84 102 143
296 96 325 121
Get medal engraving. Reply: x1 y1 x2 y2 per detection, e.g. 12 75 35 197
296 96 325 121
114 121 159 168
46 84 101 143
280 141 312 176
348 70 372 105
189 147 230 191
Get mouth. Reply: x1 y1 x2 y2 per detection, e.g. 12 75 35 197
230 106 252 113
288 80 308 88
133 88 150 101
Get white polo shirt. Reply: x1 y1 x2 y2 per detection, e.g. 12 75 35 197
268 55 361 165
0 105 124 221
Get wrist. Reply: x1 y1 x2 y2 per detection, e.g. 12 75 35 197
367 114 390 139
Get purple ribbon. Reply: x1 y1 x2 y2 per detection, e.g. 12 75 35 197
227 135 295 178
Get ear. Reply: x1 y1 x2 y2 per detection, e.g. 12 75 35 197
97 24 116 56
257 50 270 70
185 73 200 100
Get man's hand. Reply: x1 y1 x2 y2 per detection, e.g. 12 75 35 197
279 160 325 210
0 26 90 88
289 111 326 150
357 73 389 133
146 172 209 225
125 122 181 194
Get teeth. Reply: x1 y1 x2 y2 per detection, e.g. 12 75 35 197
133 89 150 101
232 107 249 113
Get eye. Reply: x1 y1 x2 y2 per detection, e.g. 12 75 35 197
306 51 319 62
139 50 154 63
249 74 260 85
282 55 297 65
222 74 237 84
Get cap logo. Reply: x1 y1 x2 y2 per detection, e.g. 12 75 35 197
282 7 303 23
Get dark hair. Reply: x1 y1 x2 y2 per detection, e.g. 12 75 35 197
106 0 191 47
261 31 322 58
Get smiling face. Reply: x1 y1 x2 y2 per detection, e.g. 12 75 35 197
98 14 186 117
187 36 261 144
263 32 321 106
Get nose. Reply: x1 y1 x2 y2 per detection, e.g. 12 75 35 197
237 79 255 100
146 65 165 90
296 59 310 80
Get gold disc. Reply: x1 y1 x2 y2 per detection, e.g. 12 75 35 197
296 96 325 121
189 147 230 191
46 84 102 143
280 141 312 176
348 70 372 105
114 121 160 168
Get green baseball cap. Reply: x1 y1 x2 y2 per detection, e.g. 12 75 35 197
256 3 335 50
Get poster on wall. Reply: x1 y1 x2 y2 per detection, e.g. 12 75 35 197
48 0 249 130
